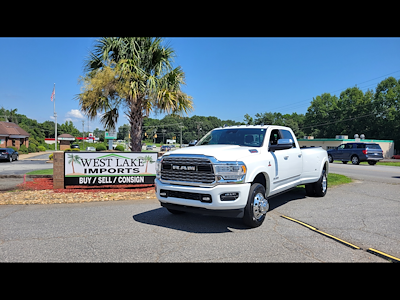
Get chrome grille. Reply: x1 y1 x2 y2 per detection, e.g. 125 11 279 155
161 156 215 184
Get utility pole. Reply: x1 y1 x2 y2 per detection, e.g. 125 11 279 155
179 124 183 148
82 120 85 148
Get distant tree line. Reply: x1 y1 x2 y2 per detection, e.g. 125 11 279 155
2 76 399 152
243 77 400 153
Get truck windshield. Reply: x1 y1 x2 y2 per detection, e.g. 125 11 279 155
197 128 266 147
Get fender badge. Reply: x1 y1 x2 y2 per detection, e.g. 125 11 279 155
249 149 258 153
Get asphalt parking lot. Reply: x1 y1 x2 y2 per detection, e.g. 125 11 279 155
1 161 399 262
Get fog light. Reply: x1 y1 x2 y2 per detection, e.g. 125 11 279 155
160 190 167 197
201 195 212 203
220 192 239 201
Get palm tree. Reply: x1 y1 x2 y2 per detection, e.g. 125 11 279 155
76 37 193 152
138 155 155 173
67 153 82 174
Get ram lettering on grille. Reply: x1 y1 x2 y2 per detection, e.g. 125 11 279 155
161 156 215 184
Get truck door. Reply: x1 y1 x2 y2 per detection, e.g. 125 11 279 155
269 129 302 192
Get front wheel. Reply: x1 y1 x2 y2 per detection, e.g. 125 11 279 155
328 154 333 163
243 183 268 228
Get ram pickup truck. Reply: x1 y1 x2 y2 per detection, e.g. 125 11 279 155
155 125 329 227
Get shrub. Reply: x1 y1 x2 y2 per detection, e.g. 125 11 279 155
38 146 46 152
8 146 18 151
64 148 80 152
115 145 125 151
96 144 107 151
19 144 28 154
49 153 53 160
28 143 37 153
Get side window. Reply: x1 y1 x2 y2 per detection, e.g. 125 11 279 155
338 144 345 150
344 144 353 149
269 129 281 145
280 130 296 148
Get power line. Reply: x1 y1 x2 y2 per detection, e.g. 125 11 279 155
262 70 400 114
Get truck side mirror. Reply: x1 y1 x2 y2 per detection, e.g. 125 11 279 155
269 139 293 152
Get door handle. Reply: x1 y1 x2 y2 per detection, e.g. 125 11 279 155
284 155 289 160
298 154 302 158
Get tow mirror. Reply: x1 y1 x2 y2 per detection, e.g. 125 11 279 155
269 139 293 152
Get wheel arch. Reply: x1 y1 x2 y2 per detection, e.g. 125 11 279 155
250 172 270 197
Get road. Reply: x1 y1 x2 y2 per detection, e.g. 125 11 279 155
329 162 400 184
0 153 52 175
0 162 399 262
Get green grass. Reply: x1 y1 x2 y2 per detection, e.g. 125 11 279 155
26 169 53 175
327 173 352 186
334 160 400 167
297 173 352 190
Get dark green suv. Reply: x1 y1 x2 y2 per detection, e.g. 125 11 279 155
327 143 383 165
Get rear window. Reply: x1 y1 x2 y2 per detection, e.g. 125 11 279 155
366 144 381 150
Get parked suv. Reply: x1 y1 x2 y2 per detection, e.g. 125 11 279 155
327 143 383 165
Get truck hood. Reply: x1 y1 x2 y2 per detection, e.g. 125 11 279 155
163 145 260 162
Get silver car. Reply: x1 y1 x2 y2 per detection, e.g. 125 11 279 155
86 147 96 151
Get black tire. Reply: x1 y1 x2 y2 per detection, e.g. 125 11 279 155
314 169 327 197
368 161 377 165
9 156 12 163
243 183 268 228
328 154 333 163
305 183 315 196
305 169 327 197
351 155 360 165
167 208 185 215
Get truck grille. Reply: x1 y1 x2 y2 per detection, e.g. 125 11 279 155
161 156 215 184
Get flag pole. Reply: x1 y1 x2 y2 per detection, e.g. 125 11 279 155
53 83 57 151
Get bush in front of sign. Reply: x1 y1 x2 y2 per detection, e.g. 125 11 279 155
96 144 107 151
115 145 125 151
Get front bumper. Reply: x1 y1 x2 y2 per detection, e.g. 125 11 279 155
155 178 251 214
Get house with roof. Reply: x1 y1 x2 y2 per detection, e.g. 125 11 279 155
0 121 30 150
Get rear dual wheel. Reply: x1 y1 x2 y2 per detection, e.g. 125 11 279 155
305 169 327 197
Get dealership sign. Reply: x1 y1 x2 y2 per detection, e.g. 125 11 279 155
64 152 157 186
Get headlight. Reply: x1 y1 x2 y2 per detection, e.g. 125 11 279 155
214 162 246 182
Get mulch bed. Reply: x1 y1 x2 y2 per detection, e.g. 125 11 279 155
17 178 155 193
0 178 157 205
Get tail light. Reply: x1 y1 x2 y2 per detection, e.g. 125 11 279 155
362 150 367 155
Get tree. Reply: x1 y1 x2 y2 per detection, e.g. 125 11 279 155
76 37 193 151
117 124 130 140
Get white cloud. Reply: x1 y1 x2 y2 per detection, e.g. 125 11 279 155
65 109 85 119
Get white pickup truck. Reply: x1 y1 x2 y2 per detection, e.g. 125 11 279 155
155 125 329 227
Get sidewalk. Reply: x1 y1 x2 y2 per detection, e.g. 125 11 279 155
18 151 54 161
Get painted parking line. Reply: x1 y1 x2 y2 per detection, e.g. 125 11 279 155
280 215 360 250
367 248 400 263
281 214 400 262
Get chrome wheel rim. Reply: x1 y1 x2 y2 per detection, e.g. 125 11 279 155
253 193 269 220
352 156 358 164
322 173 327 193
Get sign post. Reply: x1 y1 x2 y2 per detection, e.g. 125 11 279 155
105 129 117 150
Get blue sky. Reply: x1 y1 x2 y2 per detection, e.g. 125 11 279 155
1 37 399 133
